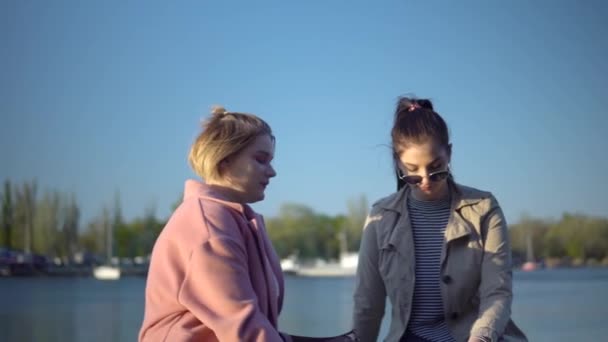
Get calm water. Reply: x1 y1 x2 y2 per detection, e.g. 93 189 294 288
1 268 607 341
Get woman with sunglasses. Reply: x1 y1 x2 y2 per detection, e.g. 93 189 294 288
352 97 527 342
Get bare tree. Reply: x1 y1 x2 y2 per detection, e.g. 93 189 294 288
2 180 14 248
62 193 80 259
14 181 38 254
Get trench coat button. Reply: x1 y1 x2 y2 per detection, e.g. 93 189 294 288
442 275 453 284
450 312 459 320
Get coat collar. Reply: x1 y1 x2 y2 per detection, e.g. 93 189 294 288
183 179 257 220
376 182 490 213
378 182 491 244
184 179 282 324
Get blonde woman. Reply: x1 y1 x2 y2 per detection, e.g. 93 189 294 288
139 106 290 341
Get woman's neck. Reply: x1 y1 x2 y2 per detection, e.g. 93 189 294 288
410 184 450 202
205 182 245 204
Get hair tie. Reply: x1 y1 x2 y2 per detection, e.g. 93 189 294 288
407 103 421 112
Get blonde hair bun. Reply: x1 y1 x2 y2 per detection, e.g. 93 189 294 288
210 105 227 117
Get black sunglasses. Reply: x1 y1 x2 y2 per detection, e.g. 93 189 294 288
398 169 450 185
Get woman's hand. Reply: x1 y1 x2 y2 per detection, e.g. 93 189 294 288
289 330 358 342
468 337 490 342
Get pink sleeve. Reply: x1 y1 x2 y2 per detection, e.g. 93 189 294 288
177 235 285 342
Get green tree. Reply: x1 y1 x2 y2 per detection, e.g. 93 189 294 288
80 219 103 256
344 194 368 252
267 203 343 260
508 214 550 262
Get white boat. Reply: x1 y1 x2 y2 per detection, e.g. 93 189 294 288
280 255 298 274
295 252 358 277
93 265 121 280
521 261 539 272
292 230 359 277
93 208 121 280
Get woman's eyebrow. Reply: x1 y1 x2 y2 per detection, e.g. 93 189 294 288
255 150 273 158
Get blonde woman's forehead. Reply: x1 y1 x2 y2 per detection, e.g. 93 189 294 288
244 134 275 155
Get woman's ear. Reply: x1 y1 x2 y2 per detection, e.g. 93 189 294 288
218 158 230 175
393 154 404 173
447 143 452 160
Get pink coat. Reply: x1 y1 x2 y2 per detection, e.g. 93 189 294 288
139 180 290 341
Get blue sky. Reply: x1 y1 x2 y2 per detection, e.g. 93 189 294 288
1 0 607 226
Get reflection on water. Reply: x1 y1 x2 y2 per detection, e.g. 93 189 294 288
1 268 607 341
1 277 143 341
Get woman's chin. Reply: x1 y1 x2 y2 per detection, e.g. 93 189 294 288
413 186 446 201
247 192 265 204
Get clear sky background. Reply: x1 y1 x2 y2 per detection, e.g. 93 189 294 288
2 0 607 227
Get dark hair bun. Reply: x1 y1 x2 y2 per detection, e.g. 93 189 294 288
395 96 434 113
414 99 433 110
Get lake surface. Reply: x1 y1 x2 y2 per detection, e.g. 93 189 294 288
1 268 607 341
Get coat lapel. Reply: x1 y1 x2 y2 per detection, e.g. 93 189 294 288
249 216 280 326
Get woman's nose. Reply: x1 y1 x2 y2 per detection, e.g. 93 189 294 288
267 165 277 178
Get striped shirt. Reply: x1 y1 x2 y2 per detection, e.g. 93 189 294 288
405 194 455 342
